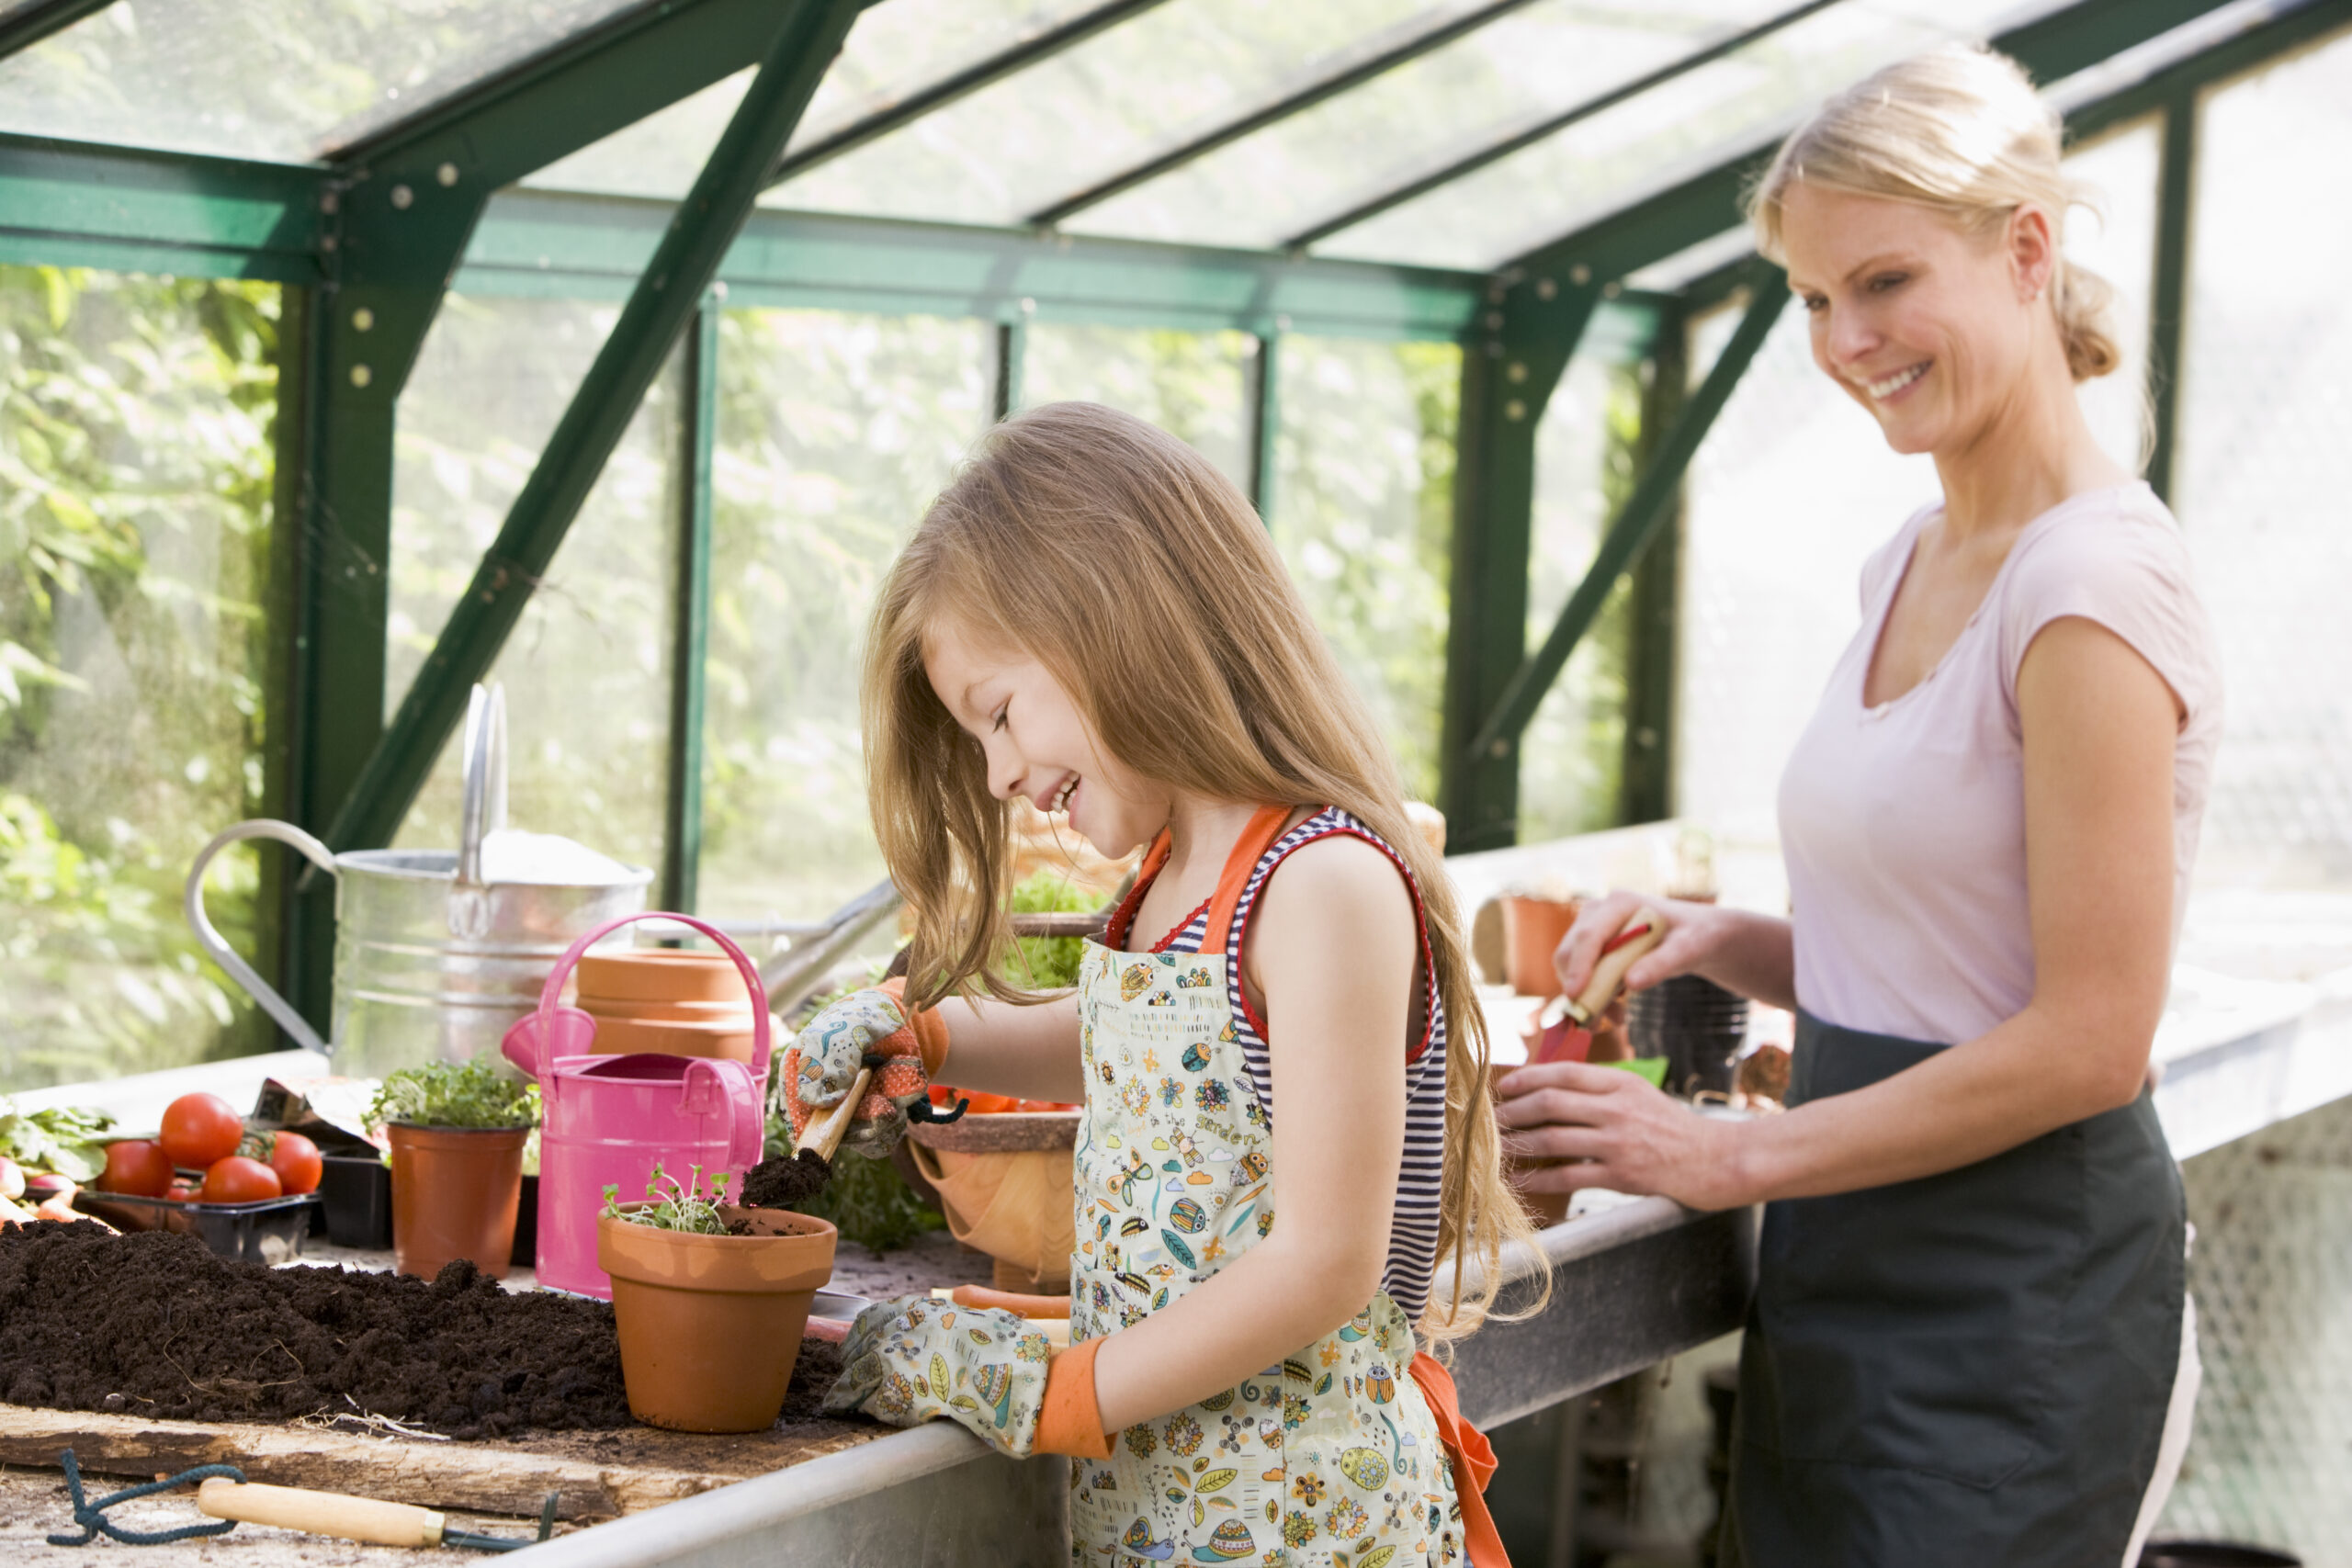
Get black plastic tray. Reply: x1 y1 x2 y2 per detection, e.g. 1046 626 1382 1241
74 1189 322 1265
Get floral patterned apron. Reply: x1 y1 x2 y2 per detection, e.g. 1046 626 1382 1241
1066 813 1468 1568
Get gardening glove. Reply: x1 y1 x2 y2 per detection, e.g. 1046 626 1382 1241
823 1294 1112 1460
784 978 949 1157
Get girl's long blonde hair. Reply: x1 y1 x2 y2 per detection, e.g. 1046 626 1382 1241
864 400 1542 1342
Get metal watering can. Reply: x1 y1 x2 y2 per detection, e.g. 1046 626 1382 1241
186 685 652 1077
503 911 773 1299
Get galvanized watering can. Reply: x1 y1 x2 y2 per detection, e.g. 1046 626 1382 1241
503 911 773 1298
186 685 651 1077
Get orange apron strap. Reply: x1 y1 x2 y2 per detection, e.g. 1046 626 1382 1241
1196 805 1300 955
1409 1351 1511 1568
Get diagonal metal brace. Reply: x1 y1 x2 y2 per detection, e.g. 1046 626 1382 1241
320 0 865 857
1464 270 1785 763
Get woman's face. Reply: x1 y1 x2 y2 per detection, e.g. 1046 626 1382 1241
923 617 1170 859
1780 182 2053 458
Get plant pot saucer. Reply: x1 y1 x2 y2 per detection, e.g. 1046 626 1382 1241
906 1111 1080 1155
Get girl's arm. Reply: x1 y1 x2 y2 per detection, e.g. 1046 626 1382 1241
1499 616 2178 1210
1552 894 1796 1013
1091 835 1412 1428
924 992 1087 1104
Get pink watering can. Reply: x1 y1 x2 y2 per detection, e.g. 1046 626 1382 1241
503 912 772 1298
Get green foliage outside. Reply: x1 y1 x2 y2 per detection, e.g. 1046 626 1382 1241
1006 869 1096 991
0 265 279 1090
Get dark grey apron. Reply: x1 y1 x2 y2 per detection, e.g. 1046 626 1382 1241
1722 1011 2184 1567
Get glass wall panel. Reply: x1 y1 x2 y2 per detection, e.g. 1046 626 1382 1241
1317 0 2051 270
1073 0 1791 251
1021 324 1252 491
698 309 990 922
761 0 1436 227
1267 336 1459 804
0 0 647 163
2064 118 2160 472
1519 354 1637 844
0 267 279 1089
388 295 682 878
2168 32 2352 891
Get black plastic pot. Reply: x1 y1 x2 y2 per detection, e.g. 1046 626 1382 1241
2141 1545 2301 1568
318 1154 393 1249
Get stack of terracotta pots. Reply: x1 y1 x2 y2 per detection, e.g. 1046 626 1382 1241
573 948 764 1062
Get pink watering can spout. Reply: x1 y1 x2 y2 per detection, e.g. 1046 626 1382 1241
506 911 775 1297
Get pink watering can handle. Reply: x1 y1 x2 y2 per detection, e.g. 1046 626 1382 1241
503 912 773 1086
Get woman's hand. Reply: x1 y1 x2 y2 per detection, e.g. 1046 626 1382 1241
1494 1061 1752 1212
1555 892 1798 1014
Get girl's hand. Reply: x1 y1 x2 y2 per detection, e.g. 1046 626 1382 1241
825 1296 1057 1453
1493 1061 1751 1212
1552 892 1726 1000
786 985 942 1156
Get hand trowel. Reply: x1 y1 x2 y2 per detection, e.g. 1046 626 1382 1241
1532 910 1667 1066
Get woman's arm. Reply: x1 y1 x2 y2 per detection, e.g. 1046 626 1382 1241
1090 835 1411 1428
923 991 1087 1103
1552 894 1797 1013
1499 615 2178 1210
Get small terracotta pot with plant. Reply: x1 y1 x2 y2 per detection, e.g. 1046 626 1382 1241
369 1057 537 1281
597 1162 837 1433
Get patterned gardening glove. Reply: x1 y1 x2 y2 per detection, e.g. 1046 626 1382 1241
822 1294 1111 1460
785 977 949 1157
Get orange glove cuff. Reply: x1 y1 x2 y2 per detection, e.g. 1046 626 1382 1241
1031 1337 1113 1460
877 976 951 1077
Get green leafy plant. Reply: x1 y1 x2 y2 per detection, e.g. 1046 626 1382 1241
368 1057 536 1131
0 1098 117 1180
602 1161 732 1235
795 1148 946 1253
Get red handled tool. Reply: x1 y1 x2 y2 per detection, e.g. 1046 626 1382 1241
1532 911 1668 1066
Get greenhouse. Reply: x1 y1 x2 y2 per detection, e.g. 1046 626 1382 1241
2 0 2349 1562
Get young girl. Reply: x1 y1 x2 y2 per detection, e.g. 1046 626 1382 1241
792 401 1536 1566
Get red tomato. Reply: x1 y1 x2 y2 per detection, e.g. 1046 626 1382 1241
162 1179 201 1203
98 1140 175 1198
160 1093 244 1168
200 1156 282 1204
267 1132 322 1196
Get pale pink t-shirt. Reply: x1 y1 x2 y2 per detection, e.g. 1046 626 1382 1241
1778 482 2222 1045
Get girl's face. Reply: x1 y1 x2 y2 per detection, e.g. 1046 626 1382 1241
1780 181 2053 459
923 617 1171 859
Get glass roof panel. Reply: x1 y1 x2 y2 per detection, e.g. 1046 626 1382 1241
0 0 649 164
1066 0 1793 252
1313 0 2059 271
759 0 1450 229
526 1 1118 201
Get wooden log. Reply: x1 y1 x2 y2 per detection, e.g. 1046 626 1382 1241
0 1404 882 1520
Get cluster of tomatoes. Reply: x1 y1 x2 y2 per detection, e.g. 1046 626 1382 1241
97 1092 323 1205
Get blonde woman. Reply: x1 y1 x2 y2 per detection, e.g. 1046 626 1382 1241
792 402 1540 1565
1496 45 2219 1567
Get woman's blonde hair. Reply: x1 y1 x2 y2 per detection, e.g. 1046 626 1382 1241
864 400 1543 1343
1748 42 2120 384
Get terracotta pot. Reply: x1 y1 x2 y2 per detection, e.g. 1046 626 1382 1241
580 1012 759 1063
598 1204 837 1433
386 1123 529 1280
903 1134 1076 1295
575 949 743 1004
572 994 751 1023
1501 895 1578 998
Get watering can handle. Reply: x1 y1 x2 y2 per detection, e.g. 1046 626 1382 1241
185 821 336 1056
522 912 773 1082
454 682 506 897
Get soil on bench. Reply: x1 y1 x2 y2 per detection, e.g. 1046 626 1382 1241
0 1221 844 1439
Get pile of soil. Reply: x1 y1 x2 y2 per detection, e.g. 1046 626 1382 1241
0 1222 843 1438
739 1149 831 1210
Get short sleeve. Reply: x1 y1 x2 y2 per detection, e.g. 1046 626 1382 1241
1996 496 2221 732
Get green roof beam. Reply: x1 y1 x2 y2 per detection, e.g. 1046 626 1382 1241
766 0 1172 187
1027 0 1548 230
0 132 322 280
0 0 115 65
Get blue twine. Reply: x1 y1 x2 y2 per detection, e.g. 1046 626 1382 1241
46 1448 248 1547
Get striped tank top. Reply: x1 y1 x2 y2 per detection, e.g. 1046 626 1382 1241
1104 807 1449 1321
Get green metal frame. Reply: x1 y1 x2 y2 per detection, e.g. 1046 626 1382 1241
1026 0 1545 229
320 0 865 863
1249 328 1282 522
0 0 114 63
0 133 322 280
994 314 1029 421
766 0 1170 187
662 296 723 914
1619 310 1690 827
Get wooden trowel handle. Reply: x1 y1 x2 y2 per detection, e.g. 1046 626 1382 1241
797 1066 873 1162
198 1478 445 1548
1565 908 1668 1025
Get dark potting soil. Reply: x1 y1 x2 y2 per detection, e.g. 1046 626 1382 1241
0 1221 845 1438
738 1149 832 1210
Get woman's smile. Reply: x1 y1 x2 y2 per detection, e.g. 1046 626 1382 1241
1860 359 1932 401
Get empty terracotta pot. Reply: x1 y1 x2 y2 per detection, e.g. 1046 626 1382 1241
580 1013 760 1063
1501 895 1579 998
574 948 760 1062
576 949 744 1004
386 1123 529 1280
598 1204 838 1433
